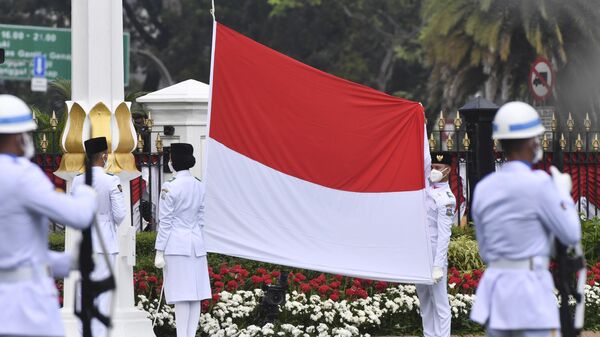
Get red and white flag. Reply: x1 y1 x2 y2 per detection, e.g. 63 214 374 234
204 22 432 283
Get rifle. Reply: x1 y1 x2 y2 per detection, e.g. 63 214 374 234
75 145 117 337
552 135 586 337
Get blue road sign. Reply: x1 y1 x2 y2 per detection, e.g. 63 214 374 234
33 55 46 77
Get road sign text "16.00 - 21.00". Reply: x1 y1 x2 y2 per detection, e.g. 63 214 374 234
0 24 129 85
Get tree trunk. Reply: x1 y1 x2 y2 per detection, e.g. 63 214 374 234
376 45 394 92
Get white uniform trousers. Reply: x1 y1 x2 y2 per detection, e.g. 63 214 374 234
487 327 559 337
77 253 116 337
416 266 451 337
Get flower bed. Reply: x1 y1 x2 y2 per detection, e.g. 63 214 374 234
132 262 600 336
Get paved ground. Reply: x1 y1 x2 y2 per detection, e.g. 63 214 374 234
375 333 600 337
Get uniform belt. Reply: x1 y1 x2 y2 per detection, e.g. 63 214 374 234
488 257 550 270
0 264 52 283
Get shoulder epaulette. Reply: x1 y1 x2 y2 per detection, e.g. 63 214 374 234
106 172 114 176
76 172 84 176
168 177 176 182
195 177 202 182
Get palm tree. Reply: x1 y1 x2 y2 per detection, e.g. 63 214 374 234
421 0 600 114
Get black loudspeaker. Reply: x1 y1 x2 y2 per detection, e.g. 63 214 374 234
0 49 4 64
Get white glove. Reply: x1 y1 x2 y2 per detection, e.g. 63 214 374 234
550 166 572 195
154 250 165 269
432 266 444 284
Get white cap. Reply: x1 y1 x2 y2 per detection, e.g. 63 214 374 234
492 101 545 139
0 94 37 134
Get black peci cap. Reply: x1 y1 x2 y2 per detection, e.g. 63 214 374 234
84 137 108 157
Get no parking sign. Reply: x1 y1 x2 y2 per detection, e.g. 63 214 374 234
529 57 554 101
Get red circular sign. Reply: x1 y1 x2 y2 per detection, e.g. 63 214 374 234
528 57 555 101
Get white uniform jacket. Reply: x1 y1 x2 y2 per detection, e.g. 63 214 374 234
470 161 581 330
427 182 456 267
73 166 126 254
0 154 96 336
155 170 207 257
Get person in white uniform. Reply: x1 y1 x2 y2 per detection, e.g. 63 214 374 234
0 94 98 337
72 136 126 337
416 151 455 337
470 101 581 337
154 143 211 337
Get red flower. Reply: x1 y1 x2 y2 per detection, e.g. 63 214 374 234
264 278 272 285
271 271 281 278
356 289 368 299
330 291 340 301
588 280 596 286
147 276 158 283
212 274 222 281
214 281 224 288
300 283 312 293
462 283 470 290
251 275 263 284
375 281 388 291
318 285 331 294
463 273 472 281
473 269 483 277
448 277 461 285
138 281 148 291
345 288 355 296
220 266 229 274
257 268 267 275
352 279 362 288
212 293 220 302
295 273 306 281
329 281 341 289
334 275 343 281
227 280 238 290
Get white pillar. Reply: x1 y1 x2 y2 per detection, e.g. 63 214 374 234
58 0 155 336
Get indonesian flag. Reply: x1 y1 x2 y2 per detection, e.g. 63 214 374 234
204 22 432 283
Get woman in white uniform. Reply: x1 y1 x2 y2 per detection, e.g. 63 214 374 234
154 143 211 337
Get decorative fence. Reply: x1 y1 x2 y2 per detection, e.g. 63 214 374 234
429 111 600 224
32 110 600 232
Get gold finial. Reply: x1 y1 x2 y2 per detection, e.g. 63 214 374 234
156 133 164 153
446 135 454 151
560 133 567 150
575 133 583 151
453 111 462 130
428 133 437 152
50 111 58 130
437 110 445 131
40 134 48 153
567 112 574 132
551 113 557 132
493 138 498 152
584 113 592 131
145 112 154 129
593 134 599 152
463 133 471 151
542 133 549 151
137 133 144 152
